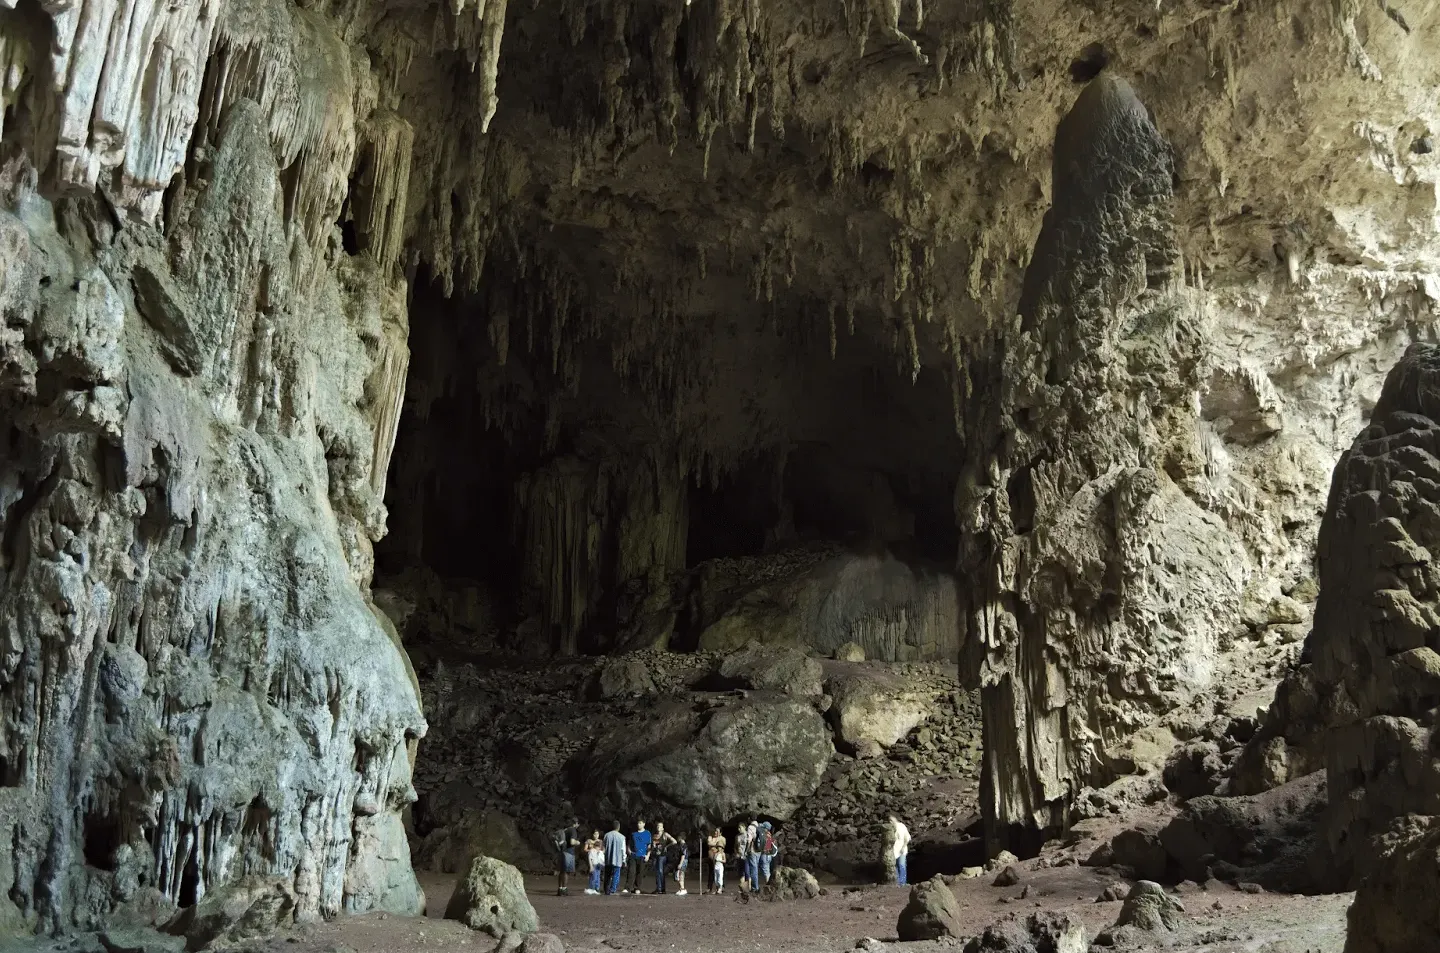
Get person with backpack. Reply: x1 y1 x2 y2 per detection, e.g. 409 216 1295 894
584 829 605 894
603 820 627 895
755 821 777 889
624 818 652 895
706 827 726 894
552 817 581 896
740 816 759 893
649 822 678 894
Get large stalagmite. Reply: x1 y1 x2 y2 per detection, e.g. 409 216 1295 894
958 75 1249 851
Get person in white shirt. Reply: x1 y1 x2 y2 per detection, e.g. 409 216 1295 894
890 815 911 886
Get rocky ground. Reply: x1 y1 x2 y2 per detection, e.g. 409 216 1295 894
1 854 1351 953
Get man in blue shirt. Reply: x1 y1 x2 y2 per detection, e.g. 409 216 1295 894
624 819 652 894
603 821 627 895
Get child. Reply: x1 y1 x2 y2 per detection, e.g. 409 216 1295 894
706 827 726 895
674 833 691 896
584 830 604 894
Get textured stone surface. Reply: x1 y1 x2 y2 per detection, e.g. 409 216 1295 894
1112 881 1184 932
958 73 1250 853
443 856 538 937
579 695 834 827
0 95 424 933
962 912 1086 953
826 670 935 751
1239 344 1440 898
895 876 963 941
717 643 824 699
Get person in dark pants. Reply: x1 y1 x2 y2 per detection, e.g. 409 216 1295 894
624 819 652 894
651 822 678 893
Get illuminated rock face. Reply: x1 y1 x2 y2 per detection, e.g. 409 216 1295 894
2 0 1440 932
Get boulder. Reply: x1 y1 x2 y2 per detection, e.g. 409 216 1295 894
991 865 1021 887
763 866 821 901
895 876 963 941
163 876 297 951
962 912 1086 953
1156 772 1326 890
1104 826 1168 882
834 642 866 662
443 856 539 937
580 696 833 825
826 672 932 751
519 933 566 953
1161 742 1225 799
717 643 824 698
589 657 657 700
1114 881 1183 931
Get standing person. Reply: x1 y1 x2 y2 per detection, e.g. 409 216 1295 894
625 819 652 895
674 831 692 896
743 823 766 898
552 817 581 896
651 822 678 894
706 827 726 894
754 821 776 889
603 821 627 895
740 816 759 893
584 830 605 894
890 815 912 886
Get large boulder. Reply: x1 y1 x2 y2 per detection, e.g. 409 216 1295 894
963 912 1086 953
589 656 657 700
717 643 824 698
163 876 297 952
826 671 933 751
443 856 539 937
896 876 963 941
1116 881 1184 932
580 695 833 826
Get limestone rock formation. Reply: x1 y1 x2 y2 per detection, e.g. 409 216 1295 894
579 696 833 827
826 671 935 751
1344 815 1440 953
716 643 824 699
895 876 963 941
443 856 538 937
162 876 298 951
957 73 1253 852
0 87 424 933
1237 344 1440 893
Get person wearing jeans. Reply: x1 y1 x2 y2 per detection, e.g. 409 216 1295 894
584 831 604 894
652 823 677 894
890 815 911 886
603 821 627 895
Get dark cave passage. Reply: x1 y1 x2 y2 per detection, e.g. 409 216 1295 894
374 264 965 665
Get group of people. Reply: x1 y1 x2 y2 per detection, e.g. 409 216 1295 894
552 816 783 897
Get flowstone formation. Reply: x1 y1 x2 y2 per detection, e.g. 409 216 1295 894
957 74 1248 851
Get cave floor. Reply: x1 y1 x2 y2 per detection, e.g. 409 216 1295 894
224 870 1350 953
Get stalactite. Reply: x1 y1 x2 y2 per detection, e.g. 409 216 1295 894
354 112 415 272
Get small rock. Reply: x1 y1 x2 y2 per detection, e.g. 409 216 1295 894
835 642 866 662
958 866 985 879
984 850 1019 873
519 933 565 953
1115 880 1185 932
1095 882 1131 903
1237 882 1263 894
855 939 884 953
991 866 1021 887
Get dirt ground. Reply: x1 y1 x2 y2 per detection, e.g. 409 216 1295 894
209 867 1351 953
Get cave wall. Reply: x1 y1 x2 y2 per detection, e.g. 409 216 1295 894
0 0 437 931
